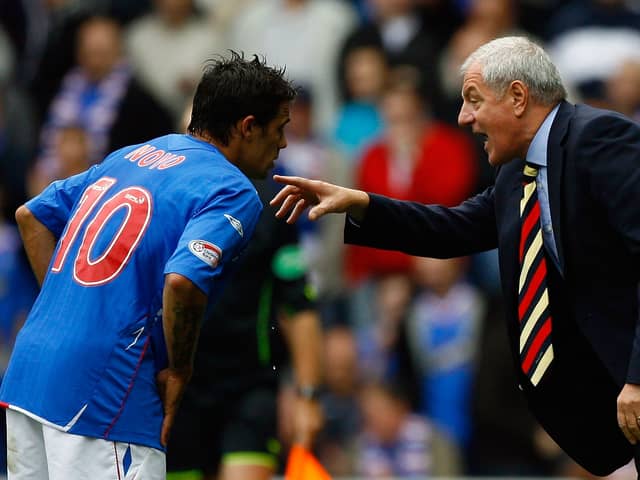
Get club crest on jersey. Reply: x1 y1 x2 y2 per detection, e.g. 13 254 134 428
224 214 244 237
188 240 222 268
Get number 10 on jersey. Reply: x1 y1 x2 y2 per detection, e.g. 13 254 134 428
51 177 153 286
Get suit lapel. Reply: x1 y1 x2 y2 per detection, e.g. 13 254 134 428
547 101 573 272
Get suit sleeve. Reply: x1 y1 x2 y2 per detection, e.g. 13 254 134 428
345 188 498 258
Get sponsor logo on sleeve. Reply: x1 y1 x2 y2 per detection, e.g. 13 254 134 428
224 214 244 237
188 240 222 268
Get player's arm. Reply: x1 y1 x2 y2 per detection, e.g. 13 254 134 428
15 205 57 286
158 273 207 447
17 166 100 285
279 307 324 448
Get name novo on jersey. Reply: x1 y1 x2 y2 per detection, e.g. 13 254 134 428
124 145 186 170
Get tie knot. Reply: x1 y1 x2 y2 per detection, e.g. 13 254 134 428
523 164 538 183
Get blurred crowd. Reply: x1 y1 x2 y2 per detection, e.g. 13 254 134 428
2 0 640 478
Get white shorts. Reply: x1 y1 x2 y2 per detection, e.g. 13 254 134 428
6 409 165 480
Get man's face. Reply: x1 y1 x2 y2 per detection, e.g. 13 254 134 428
238 102 290 179
382 88 424 149
458 63 521 166
77 20 121 82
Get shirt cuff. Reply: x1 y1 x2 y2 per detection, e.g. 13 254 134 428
346 215 362 228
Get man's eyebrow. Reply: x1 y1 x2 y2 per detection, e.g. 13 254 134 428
462 86 478 97
462 85 478 99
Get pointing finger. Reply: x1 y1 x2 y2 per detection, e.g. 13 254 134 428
273 174 309 188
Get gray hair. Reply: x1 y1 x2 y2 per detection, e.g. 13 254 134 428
460 36 566 105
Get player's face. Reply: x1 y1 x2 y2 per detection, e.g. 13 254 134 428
240 102 290 179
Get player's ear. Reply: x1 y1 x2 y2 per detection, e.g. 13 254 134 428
238 115 257 139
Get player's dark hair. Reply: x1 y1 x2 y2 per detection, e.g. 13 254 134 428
188 51 297 145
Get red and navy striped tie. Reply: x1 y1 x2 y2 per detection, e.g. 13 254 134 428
518 163 554 386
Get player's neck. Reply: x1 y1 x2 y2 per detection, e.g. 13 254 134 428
190 132 239 165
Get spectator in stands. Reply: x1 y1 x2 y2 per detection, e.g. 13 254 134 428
546 0 640 41
316 326 361 476
0 184 38 375
28 125 91 195
407 256 485 452
338 0 445 119
0 26 37 217
333 45 386 165
30 16 173 193
346 67 478 284
227 0 357 136
547 0 640 106
192 0 255 37
24 0 116 118
438 0 524 124
126 0 223 122
605 59 640 122
355 380 462 477
353 273 414 386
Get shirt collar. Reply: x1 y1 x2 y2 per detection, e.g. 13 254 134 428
525 104 560 168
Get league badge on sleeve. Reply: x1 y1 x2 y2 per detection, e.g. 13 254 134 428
188 240 222 268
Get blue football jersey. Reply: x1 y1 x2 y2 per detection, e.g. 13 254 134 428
0 134 262 449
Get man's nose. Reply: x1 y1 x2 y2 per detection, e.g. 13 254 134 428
458 107 473 127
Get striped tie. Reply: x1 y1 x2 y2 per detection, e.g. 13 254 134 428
518 163 554 386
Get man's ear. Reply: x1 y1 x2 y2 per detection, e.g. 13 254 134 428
510 80 528 117
238 115 257 139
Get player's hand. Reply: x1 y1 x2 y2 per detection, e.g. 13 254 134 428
270 175 369 224
616 382 640 444
156 367 192 447
293 397 324 449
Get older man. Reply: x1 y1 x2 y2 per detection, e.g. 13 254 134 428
271 36 640 475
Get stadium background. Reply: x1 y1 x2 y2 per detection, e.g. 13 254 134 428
1 0 640 478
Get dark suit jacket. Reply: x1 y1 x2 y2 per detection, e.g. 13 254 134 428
345 101 640 474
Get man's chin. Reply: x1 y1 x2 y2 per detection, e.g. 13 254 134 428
256 167 271 180
248 170 269 180
487 155 512 167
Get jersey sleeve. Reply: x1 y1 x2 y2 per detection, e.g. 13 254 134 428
25 166 98 238
164 179 263 298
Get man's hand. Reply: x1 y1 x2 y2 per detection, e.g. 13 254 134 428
270 175 369 224
293 397 324 449
616 382 640 444
156 367 192 447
